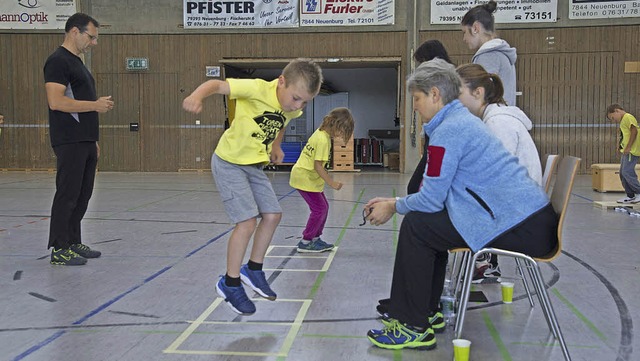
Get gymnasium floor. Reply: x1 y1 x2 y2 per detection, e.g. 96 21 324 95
0 170 637 361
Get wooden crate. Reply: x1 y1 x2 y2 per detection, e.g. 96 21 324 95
591 163 640 192
333 151 354 162
333 162 354 171
387 152 400 170
332 136 354 171
333 137 354 152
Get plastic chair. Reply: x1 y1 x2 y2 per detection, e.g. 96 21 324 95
449 154 560 301
454 156 580 361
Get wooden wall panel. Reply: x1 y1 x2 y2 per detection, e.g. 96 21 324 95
2 26 638 174
141 73 179 171
0 34 58 169
421 25 638 173
90 32 406 171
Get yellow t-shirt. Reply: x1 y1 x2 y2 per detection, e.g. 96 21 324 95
619 113 640 156
289 129 331 192
215 78 303 165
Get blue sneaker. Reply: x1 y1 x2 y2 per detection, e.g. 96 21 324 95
367 319 436 350
240 264 277 300
216 277 256 315
297 238 335 253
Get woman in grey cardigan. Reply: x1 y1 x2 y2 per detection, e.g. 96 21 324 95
461 0 517 107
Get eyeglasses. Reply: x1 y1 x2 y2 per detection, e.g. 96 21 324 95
81 31 98 41
359 207 371 226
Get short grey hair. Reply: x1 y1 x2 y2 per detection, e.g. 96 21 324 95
407 58 461 105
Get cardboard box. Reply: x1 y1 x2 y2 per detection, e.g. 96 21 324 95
591 163 640 192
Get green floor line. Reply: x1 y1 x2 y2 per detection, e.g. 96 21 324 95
393 349 402 361
306 271 327 299
141 330 278 337
511 341 599 349
334 188 365 248
278 188 365 361
302 333 367 339
482 310 512 361
551 288 607 342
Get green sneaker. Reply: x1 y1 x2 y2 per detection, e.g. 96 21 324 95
70 244 101 258
428 311 445 333
380 311 446 334
50 248 87 266
367 319 436 350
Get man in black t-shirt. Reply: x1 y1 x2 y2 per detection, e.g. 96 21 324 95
44 13 114 265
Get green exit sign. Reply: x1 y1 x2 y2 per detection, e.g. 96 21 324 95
126 57 149 71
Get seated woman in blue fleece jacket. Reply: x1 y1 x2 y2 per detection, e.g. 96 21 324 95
364 58 558 351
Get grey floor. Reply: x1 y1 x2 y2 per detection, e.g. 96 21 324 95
1 170 638 361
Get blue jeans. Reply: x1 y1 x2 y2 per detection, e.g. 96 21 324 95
619 154 640 197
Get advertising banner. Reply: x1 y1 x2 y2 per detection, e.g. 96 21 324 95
300 0 395 26
184 0 298 28
431 0 557 24
0 0 76 30
569 0 640 19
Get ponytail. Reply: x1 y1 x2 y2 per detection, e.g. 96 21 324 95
456 63 506 106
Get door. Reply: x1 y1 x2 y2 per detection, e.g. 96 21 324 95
95 73 181 171
95 73 141 171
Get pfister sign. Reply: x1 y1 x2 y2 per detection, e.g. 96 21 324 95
300 0 395 26
183 0 298 28
0 0 76 29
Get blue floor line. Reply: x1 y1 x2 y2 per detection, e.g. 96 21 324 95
12 229 233 361
11 188 299 360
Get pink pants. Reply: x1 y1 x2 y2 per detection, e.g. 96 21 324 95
298 190 329 241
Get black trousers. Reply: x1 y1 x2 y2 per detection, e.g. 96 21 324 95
388 204 558 328
48 142 98 249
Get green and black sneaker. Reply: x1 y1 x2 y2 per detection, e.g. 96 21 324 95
380 311 446 333
50 248 87 266
70 244 101 258
428 311 446 333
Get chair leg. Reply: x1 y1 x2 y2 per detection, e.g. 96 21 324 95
515 258 535 307
450 251 460 282
454 251 470 300
527 261 558 338
530 263 572 361
454 250 485 338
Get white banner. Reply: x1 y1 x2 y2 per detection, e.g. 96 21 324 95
183 0 298 28
0 0 76 29
431 0 557 24
569 0 640 19
300 0 395 26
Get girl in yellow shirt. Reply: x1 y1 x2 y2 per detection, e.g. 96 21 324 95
289 107 354 252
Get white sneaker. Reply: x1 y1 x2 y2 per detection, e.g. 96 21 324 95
617 195 640 204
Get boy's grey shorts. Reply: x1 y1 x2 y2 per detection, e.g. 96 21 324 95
212 154 282 224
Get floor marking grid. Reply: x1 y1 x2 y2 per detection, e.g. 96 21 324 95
164 247 336 357
164 298 312 357
264 245 338 272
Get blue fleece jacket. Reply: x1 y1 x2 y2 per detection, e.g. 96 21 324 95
395 100 550 252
